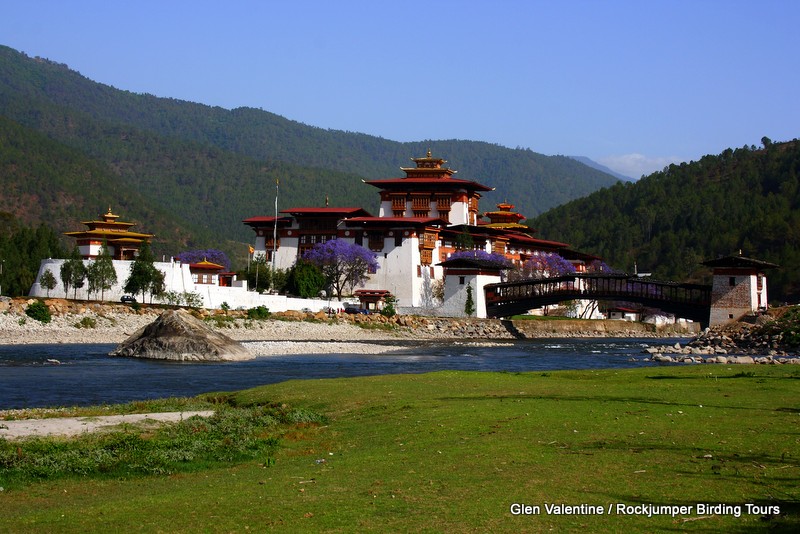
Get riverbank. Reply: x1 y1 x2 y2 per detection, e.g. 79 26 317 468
0 297 697 345
3 366 797 532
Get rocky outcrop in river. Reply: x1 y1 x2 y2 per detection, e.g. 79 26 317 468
109 309 254 361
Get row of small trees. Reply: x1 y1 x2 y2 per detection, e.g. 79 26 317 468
38 242 165 302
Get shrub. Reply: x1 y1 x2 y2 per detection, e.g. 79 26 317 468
183 292 203 308
380 295 397 317
160 291 184 306
74 317 97 329
25 301 51 324
206 315 234 328
247 306 271 320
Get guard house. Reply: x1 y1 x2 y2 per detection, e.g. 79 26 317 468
188 259 226 286
353 289 393 313
703 253 778 326
64 208 153 260
438 256 509 318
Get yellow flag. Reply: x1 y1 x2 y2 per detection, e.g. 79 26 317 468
248 245 255 254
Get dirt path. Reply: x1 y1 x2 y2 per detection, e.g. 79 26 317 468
0 411 214 440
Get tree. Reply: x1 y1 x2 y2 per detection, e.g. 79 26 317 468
70 260 87 299
508 253 576 281
40 268 57 297
454 229 475 251
86 261 99 300
124 241 158 302
449 249 510 265
60 247 86 300
303 239 379 300
380 295 397 317
464 283 475 317
0 219 65 297
149 269 166 303
286 259 326 298
248 255 270 293
176 249 231 270
86 243 117 301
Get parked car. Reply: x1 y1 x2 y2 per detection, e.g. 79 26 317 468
344 306 369 315
120 295 137 304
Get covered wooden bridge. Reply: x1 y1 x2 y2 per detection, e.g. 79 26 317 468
484 274 712 325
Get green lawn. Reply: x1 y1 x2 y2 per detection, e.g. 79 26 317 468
2 366 799 532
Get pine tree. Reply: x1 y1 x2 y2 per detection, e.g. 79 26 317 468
464 283 475 317
87 242 117 301
124 241 158 302
60 247 85 300
40 268 57 297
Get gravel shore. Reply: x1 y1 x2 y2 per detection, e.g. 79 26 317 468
0 309 407 347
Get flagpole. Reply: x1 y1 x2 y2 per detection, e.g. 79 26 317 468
272 178 278 284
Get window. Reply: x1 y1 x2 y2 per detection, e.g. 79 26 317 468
369 233 384 251
729 277 736 286
459 276 465 285
193 273 214 285
420 249 433 265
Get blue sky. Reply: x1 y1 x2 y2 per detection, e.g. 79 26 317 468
2 0 798 178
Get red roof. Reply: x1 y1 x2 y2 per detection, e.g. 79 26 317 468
280 207 373 217
189 260 225 271
242 216 293 226
344 216 446 227
364 177 493 192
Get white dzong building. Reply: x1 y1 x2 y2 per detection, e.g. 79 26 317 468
244 151 597 314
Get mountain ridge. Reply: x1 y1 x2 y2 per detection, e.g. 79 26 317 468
529 140 800 302
0 44 620 246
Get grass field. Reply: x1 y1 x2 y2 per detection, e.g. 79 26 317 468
2 365 799 532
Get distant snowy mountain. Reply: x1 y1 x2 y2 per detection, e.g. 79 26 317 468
569 156 635 182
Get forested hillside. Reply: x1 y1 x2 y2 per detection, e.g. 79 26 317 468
0 115 207 250
0 45 619 232
528 140 800 302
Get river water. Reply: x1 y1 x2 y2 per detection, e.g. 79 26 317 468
0 338 684 409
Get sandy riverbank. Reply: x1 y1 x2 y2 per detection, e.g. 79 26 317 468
0 309 407 345
0 297 698 348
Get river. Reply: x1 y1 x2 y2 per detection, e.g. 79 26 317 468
0 338 683 409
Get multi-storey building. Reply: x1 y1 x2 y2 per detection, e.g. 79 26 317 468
244 151 595 311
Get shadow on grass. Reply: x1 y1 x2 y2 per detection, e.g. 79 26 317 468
436 392 780 413
644 373 795 380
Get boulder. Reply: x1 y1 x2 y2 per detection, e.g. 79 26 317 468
109 309 254 361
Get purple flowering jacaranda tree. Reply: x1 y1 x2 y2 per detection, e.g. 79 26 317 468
303 239 379 300
176 249 231 271
510 252 576 281
448 249 512 266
